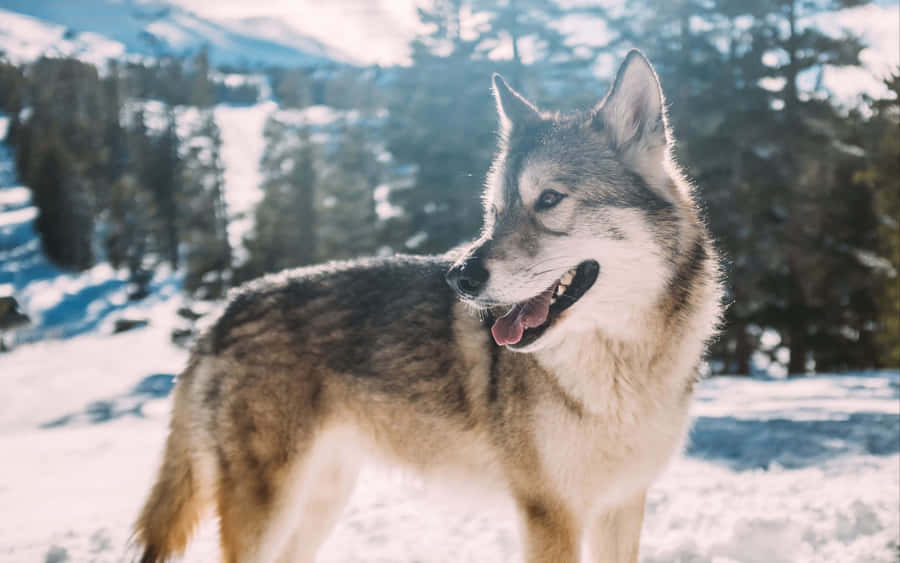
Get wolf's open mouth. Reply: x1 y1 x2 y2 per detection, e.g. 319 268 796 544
491 260 599 348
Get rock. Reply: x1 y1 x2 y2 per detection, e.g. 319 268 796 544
44 545 68 563
113 318 149 334
176 306 205 321
0 296 29 331
171 327 194 347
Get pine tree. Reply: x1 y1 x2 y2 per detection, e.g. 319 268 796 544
752 0 870 374
12 57 109 272
181 111 232 297
857 72 900 367
316 120 380 260
241 118 318 279
472 0 596 100
29 136 94 271
117 108 157 297
189 49 215 108
0 60 25 143
385 0 598 255
158 57 188 106
273 68 313 108
609 0 878 374
385 3 498 254
142 110 183 269
610 0 787 374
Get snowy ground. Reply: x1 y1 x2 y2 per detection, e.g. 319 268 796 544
1 62 898 563
0 310 896 563
2 140 899 560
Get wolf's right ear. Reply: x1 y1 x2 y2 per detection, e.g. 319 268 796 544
493 74 540 134
596 50 668 153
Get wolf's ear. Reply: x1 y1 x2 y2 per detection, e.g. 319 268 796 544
596 50 668 153
493 73 540 133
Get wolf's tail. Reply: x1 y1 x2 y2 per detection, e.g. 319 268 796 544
133 379 205 563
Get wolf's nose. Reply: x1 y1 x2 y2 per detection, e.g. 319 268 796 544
446 257 489 298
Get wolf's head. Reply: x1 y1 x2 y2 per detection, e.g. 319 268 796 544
447 50 703 351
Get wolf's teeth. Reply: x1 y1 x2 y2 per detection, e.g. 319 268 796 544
560 270 575 285
556 283 567 296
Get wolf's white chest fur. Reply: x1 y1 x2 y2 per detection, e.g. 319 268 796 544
533 331 695 517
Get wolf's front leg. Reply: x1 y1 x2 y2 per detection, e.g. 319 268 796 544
585 490 647 563
516 495 580 562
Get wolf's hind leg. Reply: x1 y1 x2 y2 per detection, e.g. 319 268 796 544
214 448 308 563
516 495 580 563
275 435 361 563
585 490 646 563
216 427 360 563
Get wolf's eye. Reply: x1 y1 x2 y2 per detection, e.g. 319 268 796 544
535 190 565 211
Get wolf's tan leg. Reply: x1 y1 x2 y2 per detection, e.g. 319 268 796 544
216 477 276 563
214 443 355 563
585 490 646 563
213 420 315 562
276 453 361 563
516 496 580 563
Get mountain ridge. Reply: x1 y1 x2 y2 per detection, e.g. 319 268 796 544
0 0 350 67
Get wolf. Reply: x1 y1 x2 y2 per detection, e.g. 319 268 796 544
134 50 722 563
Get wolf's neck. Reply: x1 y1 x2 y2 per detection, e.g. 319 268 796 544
533 236 721 414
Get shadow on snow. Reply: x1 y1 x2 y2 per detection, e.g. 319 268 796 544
41 373 176 428
686 413 900 471
39 372 900 473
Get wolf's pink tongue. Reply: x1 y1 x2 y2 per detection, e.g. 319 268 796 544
491 286 555 346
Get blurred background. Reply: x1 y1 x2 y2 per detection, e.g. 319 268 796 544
0 1 897 562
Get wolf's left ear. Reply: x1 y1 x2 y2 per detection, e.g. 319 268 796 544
596 50 668 153
493 73 540 134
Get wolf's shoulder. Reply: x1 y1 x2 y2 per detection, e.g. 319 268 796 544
206 254 456 353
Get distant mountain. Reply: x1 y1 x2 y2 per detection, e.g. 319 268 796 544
0 0 348 68
215 16 355 65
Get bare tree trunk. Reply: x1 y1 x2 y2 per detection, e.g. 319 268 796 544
785 0 799 117
734 323 752 376
788 322 808 375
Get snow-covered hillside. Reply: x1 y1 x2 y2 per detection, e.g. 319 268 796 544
0 116 182 343
0 99 264 340
0 0 349 67
0 320 896 562
0 97 404 340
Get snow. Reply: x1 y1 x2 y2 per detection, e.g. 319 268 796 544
1 145 898 563
214 102 276 257
0 8 127 67
693 375 900 421
0 7 897 559
194 1 422 66
0 186 29 208
814 3 900 107
0 323 896 563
